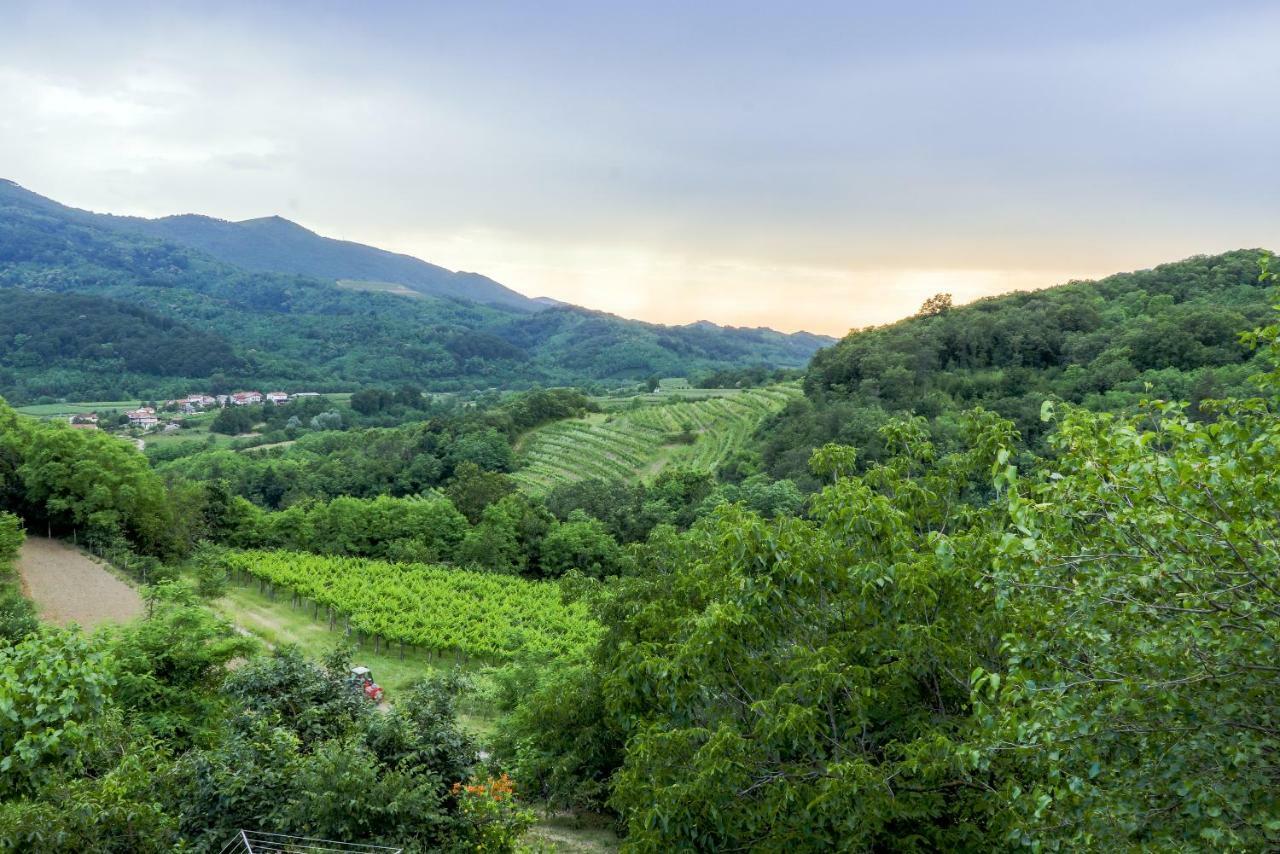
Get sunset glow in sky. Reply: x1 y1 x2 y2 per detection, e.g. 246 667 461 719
3 1 1278 334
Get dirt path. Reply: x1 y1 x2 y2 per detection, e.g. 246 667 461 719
17 538 143 628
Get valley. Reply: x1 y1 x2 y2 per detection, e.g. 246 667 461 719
1 189 1276 852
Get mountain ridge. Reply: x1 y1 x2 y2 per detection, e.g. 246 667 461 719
0 180 538 311
0 179 834 402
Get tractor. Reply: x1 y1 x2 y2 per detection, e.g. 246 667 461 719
349 666 384 703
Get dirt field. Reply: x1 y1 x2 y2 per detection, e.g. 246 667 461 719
17 537 143 628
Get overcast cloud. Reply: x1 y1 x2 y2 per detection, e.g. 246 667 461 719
2 1 1277 333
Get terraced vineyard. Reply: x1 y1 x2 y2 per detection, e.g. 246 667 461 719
513 384 801 493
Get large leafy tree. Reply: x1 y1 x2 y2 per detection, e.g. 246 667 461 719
983 364 1280 848
0 630 116 798
601 412 1015 850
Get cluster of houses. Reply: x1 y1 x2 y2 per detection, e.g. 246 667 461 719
67 390 322 434
173 390 311 412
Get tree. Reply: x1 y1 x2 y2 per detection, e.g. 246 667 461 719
446 462 516 525
109 582 254 745
209 406 254 436
916 292 953 317
449 427 515 472
539 512 625 578
598 412 1015 850
0 630 116 797
350 388 395 415
6 413 180 555
982 392 1280 849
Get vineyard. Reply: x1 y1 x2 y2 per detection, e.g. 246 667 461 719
220 549 599 660
512 385 801 493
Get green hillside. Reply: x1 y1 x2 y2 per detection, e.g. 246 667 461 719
759 250 1276 485
95 210 539 311
0 290 243 400
512 385 800 492
0 179 832 402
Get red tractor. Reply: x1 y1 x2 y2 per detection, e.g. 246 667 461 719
349 666 384 703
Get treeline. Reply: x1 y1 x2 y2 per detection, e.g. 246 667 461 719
761 250 1273 486
0 400 219 559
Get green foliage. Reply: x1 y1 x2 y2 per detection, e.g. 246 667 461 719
0 512 35 645
0 399 183 556
447 461 518 524
209 406 255 436
0 712 182 853
698 472 805 518
0 630 116 797
493 386 598 436
110 583 254 744
0 512 23 567
539 512 628 579
0 287 242 402
766 251 1273 485
489 653 622 812
600 412 1013 850
543 469 718 544
982 393 1280 850
241 493 469 564
179 659 511 852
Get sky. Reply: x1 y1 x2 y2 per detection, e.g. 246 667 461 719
2 1 1278 335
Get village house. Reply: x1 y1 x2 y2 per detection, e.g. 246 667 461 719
125 407 159 429
265 391 289 405
173 394 217 411
231 391 263 405
171 397 199 413
68 413 99 430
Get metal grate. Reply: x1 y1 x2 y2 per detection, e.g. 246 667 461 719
219 830 404 854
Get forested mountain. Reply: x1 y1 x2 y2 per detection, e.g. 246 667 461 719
0 290 242 380
0 180 832 402
758 250 1275 485
114 212 537 311
0 179 534 309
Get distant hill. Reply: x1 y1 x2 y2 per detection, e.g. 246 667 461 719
0 179 834 402
0 180 536 310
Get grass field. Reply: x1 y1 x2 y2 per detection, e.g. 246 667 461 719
513 384 801 493
336 279 423 299
15 399 140 418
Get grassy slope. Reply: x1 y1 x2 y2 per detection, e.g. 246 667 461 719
15 400 141 417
